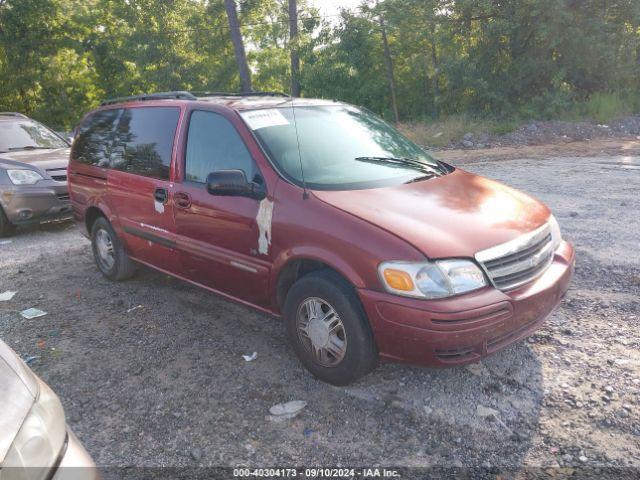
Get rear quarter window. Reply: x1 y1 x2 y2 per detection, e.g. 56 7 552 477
71 109 122 167
110 107 180 180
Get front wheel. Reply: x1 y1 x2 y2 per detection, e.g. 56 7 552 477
284 270 377 385
91 216 136 281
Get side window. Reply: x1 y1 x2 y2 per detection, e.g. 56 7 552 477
185 110 259 183
71 109 121 167
110 107 180 180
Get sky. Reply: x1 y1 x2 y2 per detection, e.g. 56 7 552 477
309 0 362 20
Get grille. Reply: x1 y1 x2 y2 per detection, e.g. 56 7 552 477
47 169 67 182
435 346 477 362
430 306 511 326
487 318 537 350
476 223 554 291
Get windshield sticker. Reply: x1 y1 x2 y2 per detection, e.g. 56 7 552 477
241 109 289 130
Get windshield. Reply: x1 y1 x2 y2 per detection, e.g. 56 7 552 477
243 105 448 190
0 119 68 152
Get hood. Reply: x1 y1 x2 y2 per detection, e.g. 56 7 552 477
312 168 550 259
0 148 70 173
0 341 38 464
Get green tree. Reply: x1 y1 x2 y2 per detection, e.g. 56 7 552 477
1 0 639 128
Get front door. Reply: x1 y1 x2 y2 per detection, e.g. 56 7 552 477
107 106 182 275
173 110 271 305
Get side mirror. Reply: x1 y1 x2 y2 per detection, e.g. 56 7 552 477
206 170 266 200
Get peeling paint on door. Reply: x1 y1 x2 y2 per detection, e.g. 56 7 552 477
154 200 165 214
256 198 274 255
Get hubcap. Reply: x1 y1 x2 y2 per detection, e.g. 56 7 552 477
95 228 115 270
297 297 347 367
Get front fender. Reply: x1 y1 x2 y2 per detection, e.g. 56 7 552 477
269 245 368 303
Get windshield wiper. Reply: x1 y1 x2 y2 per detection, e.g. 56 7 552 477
8 146 54 151
355 156 446 176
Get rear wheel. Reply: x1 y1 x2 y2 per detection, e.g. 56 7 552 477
284 270 377 385
91 216 136 281
0 206 16 238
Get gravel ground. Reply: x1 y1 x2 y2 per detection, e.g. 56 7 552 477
0 152 638 476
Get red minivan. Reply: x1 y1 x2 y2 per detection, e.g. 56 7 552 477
68 91 575 385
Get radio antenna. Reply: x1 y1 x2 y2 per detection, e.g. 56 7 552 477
289 98 309 199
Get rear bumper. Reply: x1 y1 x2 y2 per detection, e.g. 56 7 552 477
51 429 99 480
0 182 72 225
358 241 575 366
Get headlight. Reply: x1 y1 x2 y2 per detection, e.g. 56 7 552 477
7 169 43 185
379 259 487 299
3 379 67 479
548 214 562 249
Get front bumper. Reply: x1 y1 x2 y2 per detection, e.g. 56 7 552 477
358 241 575 366
51 429 99 480
0 182 72 225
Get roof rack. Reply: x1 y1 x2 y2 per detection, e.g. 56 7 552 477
192 91 291 98
100 90 291 106
100 91 197 106
0 112 28 118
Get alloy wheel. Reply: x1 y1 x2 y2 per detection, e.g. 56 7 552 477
296 297 347 367
95 228 115 271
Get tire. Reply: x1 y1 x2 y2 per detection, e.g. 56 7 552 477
0 205 16 238
284 269 377 385
91 216 136 281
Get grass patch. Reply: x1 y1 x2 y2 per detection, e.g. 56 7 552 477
399 115 492 148
558 92 640 124
577 92 634 124
399 115 521 148
400 91 640 148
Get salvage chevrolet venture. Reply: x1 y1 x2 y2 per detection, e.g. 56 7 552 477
68 91 575 385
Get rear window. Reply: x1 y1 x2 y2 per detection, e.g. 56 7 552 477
110 107 180 180
72 109 122 166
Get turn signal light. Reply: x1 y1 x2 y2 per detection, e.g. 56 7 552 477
382 269 414 291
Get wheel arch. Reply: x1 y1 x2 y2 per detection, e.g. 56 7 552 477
271 247 367 311
83 199 118 237
84 206 106 235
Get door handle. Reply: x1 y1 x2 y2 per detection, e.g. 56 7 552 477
154 187 168 204
174 191 192 209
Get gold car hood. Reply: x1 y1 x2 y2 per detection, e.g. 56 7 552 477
0 341 38 464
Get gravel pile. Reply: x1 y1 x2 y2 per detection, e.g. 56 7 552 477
454 115 640 149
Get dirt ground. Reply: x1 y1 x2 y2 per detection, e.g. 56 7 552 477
0 139 638 477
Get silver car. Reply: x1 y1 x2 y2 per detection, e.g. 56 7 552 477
0 113 72 237
0 340 97 480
